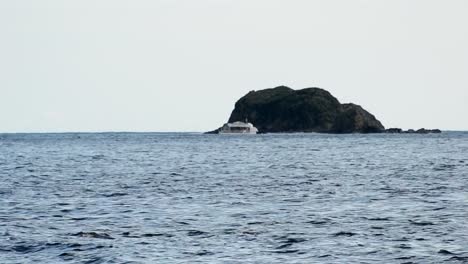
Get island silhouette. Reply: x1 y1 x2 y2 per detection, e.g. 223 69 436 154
207 86 441 134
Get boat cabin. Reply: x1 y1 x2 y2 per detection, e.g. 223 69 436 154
219 121 258 134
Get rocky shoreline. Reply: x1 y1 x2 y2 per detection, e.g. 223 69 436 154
208 86 441 134
384 128 442 134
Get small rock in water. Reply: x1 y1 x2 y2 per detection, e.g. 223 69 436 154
385 128 442 134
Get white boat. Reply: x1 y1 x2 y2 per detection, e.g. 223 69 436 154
219 121 258 134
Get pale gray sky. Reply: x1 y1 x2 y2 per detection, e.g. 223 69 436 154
1 0 467 132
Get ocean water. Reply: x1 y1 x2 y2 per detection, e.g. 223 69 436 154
0 132 467 264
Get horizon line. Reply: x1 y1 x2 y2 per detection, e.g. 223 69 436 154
1 130 467 135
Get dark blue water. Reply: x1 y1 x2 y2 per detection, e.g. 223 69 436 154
1 132 467 263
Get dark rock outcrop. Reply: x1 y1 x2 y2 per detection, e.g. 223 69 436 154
415 128 442 134
204 129 220 134
226 86 384 133
385 128 403 133
385 128 442 134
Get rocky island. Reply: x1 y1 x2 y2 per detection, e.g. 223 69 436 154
207 86 441 134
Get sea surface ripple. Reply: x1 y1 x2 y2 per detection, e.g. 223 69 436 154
0 132 467 263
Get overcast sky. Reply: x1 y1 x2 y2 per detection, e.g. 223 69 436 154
1 0 467 132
